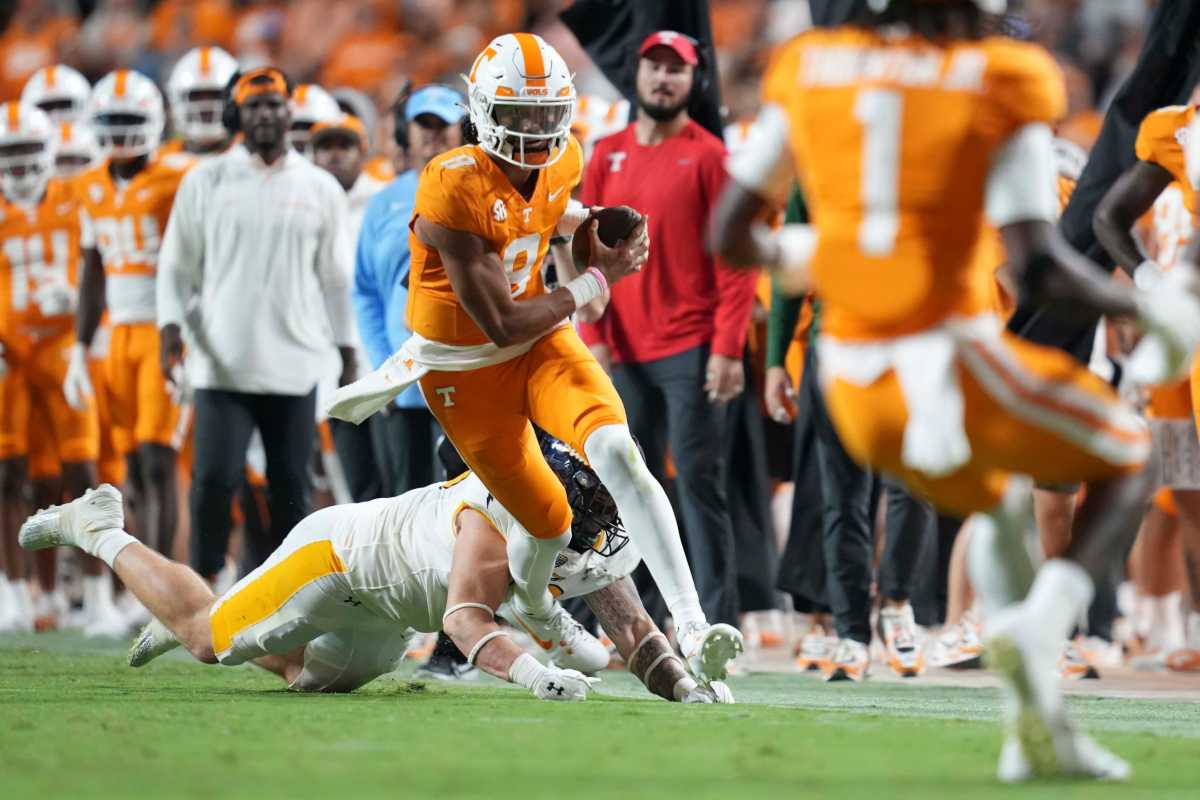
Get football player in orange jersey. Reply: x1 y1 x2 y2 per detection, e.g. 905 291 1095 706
329 32 744 686
165 46 238 158
712 0 1200 782
62 70 194 573
0 103 104 633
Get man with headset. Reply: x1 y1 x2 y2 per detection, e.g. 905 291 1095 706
157 67 357 581
575 32 758 626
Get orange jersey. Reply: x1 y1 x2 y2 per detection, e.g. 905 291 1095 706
74 153 194 324
1135 105 1198 215
1150 183 1194 270
763 29 1066 340
0 179 82 352
407 137 584 346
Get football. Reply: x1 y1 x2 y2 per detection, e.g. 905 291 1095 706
570 205 643 268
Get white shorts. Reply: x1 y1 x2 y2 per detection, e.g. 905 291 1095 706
209 507 392 667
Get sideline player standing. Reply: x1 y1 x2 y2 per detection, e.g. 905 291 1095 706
330 33 742 683
712 0 1200 782
63 69 193 618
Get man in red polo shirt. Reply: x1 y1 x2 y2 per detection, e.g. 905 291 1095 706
577 31 758 625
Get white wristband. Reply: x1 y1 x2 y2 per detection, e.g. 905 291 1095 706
508 652 548 689
565 267 607 310
557 202 590 237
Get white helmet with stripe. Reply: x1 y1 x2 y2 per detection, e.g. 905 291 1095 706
51 121 100 178
20 64 91 123
466 32 576 170
288 83 340 156
88 69 165 159
0 102 56 203
167 46 239 145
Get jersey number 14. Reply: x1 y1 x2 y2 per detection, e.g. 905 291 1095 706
4 231 70 312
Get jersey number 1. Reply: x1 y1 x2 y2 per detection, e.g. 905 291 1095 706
854 89 901 257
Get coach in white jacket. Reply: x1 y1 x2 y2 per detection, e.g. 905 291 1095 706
157 67 356 581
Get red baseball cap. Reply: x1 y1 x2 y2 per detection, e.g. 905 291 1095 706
638 31 699 66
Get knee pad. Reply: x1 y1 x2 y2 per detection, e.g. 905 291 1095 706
583 424 642 477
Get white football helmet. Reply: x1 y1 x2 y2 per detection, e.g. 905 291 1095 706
466 33 576 170
867 0 1005 12
88 69 165 159
52 121 100 178
167 46 238 145
0 102 56 203
288 84 340 156
21 64 91 124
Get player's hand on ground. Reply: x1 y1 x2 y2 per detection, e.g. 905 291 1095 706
531 665 598 702
62 343 94 410
590 216 649 287
705 353 744 405
682 680 735 704
764 366 797 423
159 323 185 384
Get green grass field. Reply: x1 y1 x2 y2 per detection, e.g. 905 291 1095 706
2 633 1198 799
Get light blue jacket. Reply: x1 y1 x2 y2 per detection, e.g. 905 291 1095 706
352 169 426 408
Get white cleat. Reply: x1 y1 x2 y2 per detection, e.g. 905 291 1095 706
507 601 611 674
682 679 735 704
129 618 181 667
678 622 744 683
19 484 125 552
986 605 1131 783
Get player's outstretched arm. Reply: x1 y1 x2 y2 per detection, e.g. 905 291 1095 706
1093 160 1173 283
415 216 644 348
443 509 596 701
583 577 729 703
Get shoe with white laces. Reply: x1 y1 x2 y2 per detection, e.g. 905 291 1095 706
986 604 1131 782
682 680 735 704
878 602 925 677
824 638 870 683
678 621 744 683
933 614 984 669
19 484 125 553
507 601 611 674
129 617 181 667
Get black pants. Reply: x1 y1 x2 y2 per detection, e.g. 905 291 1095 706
330 419 384 502
370 407 441 496
614 345 738 625
776 344 936 642
191 388 316 578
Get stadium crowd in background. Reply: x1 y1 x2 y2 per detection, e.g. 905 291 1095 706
2 0 1200 700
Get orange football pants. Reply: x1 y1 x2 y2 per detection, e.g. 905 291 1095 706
419 326 627 539
824 331 1150 517
0 329 99 476
106 322 183 450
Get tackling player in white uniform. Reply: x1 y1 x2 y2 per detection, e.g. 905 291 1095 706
20 434 732 703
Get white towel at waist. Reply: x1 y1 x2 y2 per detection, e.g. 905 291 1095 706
818 314 1002 478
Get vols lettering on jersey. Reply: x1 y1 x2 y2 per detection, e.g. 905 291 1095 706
406 136 584 346
765 29 1065 341
74 152 193 324
0 178 98 467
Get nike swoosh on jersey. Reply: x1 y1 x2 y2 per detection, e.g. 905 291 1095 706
548 187 564 201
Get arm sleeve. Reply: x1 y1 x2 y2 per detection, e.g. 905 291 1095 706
156 171 203 328
765 187 808 369
317 181 356 347
351 204 393 368
705 150 760 358
985 122 1058 227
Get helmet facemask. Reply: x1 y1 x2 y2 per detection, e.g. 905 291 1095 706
175 88 228 144
538 433 631 557
93 111 161 159
470 91 574 169
34 97 82 124
0 139 53 203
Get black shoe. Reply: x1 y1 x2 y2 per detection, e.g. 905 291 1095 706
415 652 480 681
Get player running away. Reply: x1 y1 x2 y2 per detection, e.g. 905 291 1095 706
327 32 742 684
711 0 1200 783
19 433 732 704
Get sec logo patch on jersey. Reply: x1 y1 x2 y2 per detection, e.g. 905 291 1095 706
492 199 507 222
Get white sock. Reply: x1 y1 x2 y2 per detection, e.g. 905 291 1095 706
1188 611 1200 649
13 579 33 625
966 505 1035 617
1026 559 1095 644
86 527 137 569
1145 591 1185 653
84 574 117 614
584 424 705 628
0 577 14 620
507 529 570 618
